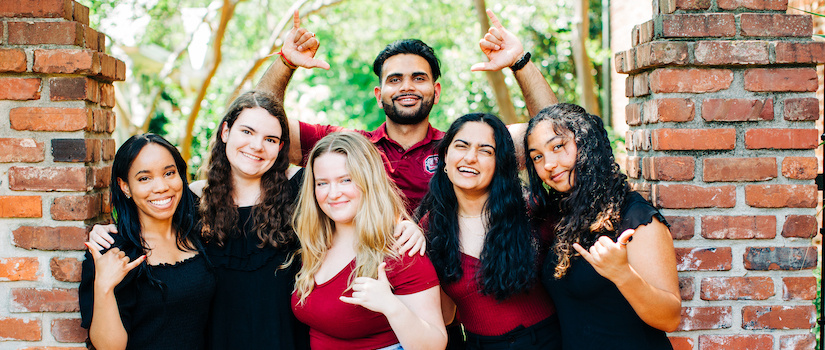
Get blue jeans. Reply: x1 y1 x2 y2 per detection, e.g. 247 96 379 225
376 343 404 350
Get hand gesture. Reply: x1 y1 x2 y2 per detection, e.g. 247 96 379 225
393 220 426 257
340 263 399 315
572 229 635 284
471 9 525 72
280 10 330 70
86 243 145 292
87 224 117 251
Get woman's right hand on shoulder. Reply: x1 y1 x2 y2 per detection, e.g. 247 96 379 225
87 224 117 251
85 243 144 292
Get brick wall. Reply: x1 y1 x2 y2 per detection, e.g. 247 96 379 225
0 1 124 348
616 1 821 349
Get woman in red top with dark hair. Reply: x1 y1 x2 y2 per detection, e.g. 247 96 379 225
416 113 561 349
291 132 447 350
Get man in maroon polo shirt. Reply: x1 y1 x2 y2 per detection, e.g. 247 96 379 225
258 10 558 212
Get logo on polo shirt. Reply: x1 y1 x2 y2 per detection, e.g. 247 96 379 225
424 155 439 174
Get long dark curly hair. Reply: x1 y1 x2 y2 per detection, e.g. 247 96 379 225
110 133 201 287
200 90 295 248
416 113 535 301
524 103 630 279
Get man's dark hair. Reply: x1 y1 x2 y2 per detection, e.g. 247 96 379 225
373 39 441 82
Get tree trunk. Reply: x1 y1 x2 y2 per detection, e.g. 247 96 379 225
571 0 601 116
472 0 519 124
181 0 242 169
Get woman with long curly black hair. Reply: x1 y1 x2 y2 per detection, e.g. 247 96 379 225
416 113 560 349
524 103 680 350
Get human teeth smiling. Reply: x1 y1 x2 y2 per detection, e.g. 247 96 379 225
240 152 262 161
458 166 479 175
150 198 172 206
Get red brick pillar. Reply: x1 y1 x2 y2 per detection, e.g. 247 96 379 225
616 1 821 349
0 1 124 348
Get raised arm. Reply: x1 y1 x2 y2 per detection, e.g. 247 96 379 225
471 9 557 117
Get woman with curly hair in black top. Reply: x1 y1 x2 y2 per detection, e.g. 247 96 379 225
524 103 680 350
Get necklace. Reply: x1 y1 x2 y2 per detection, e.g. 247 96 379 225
458 213 483 219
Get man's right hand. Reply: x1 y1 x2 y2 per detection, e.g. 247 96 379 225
87 224 117 251
282 10 330 70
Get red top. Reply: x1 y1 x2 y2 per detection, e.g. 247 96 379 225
442 253 556 336
299 121 444 213
291 254 440 350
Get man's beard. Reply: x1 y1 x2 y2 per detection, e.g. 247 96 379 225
383 94 434 125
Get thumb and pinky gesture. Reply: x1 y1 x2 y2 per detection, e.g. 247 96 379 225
471 9 525 72
573 229 635 280
86 243 145 289
339 262 395 313
282 10 330 70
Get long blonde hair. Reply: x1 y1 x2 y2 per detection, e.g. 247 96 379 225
293 132 409 304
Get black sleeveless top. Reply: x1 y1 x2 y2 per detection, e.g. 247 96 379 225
541 191 673 350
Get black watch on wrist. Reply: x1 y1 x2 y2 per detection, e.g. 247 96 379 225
510 52 531 72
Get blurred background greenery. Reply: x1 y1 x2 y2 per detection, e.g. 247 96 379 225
80 0 614 177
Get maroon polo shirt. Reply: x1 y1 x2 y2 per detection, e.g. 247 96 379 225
299 121 444 214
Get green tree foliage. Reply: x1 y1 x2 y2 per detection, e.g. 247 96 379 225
81 0 607 176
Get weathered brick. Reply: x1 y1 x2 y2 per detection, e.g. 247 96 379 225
782 215 817 238
50 77 99 102
699 335 773 350
649 68 733 93
52 139 100 163
0 48 28 72
7 21 84 46
775 41 825 64
100 82 116 107
780 334 816 350
643 98 694 123
742 305 816 329
675 0 711 10
626 103 642 126
702 216 776 239
745 128 819 149
633 72 649 96
51 194 101 221
679 277 694 300
82 25 98 51
11 288 79 312
745 184 817 208
10 107 91 132
676 247 732 271
115 58 126 81
703 157 777 182
654 184 736 209
701 277 774 300
93 166 112 190
101 191 113 214
626 156 641 179
0 258 39 281
102 138 116 161
0 317 41 341
0 196 42 218
669 337 694 350
782 157 817 179
643 156 694 181
661 14 736 38
51 318 86 343
635 41 689 70
783 98 819 121
12 226 86 251
0 0 72 19
677 307 732 331
740 14 813 37
665 216 694 240
33 49 99 75
744 68 818 92
72 1 90 25
694 41 769 65
651 129 736 151
0 138 45 163
0 78 41 100
718 0 788 10
744 246 818 270
50 257 81 283
615 50 633 75
782 277 816 300
702 98 773 122
9 166 91 192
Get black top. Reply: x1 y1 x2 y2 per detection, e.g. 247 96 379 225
541 191 673 350
206 169 309 350
79 236 216 350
